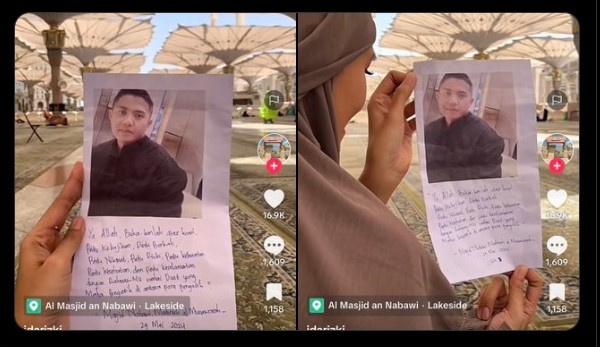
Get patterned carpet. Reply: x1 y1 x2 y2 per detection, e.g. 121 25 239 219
229 178 297 330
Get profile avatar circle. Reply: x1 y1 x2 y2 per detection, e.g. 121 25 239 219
540 133 574 165
257 133 292 164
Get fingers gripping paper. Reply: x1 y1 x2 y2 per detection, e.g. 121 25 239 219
414 60 543 283
71 74 237 329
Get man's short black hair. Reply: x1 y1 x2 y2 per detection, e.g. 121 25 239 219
113 89 154 114
439 73 473 93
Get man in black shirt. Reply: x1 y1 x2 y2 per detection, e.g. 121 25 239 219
425 73 505 184
89 89 187 217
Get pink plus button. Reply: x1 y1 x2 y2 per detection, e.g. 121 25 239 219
266 158 282 175
548 158 565 174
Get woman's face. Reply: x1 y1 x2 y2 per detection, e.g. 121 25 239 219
332 48 375 141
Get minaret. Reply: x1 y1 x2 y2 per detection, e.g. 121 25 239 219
236 13 245 26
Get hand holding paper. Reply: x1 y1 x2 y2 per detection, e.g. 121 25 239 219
414 60 543 283
15 162 86 330
477 265 543 330
71 73 237 330
360 71 417 203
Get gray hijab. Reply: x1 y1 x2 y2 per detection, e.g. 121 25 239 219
298 13 376 162
297 13 486 330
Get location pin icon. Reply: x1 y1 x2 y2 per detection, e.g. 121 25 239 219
312 300 321 310
29 300 38 311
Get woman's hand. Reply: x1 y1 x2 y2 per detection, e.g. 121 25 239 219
360 71 417 203
477 265 543 330
15 162 86 330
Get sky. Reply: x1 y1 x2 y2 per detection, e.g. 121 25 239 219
128 13 295 73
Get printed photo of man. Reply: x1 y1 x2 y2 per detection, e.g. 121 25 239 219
88 89 187 217
425 73 505 183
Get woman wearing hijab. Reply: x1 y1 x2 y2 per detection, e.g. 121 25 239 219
297 13 542 330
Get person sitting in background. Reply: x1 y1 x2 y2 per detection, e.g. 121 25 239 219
46 112 69 126
260 101 278 124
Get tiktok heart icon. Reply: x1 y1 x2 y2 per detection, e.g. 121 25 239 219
264 189 284 208
547 189 567 208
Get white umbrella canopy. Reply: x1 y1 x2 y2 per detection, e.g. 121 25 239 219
15 40 40 68
15 63 51 84
233 66 277 86
542 19 575 35
15 13 50 50
236 52 295 76
14 51 84 86
234 77 250 92
149 68 195 74
14 52 45 71
15 13 152 109
389 13 573 53
153 51 222 74
61 70 83 84
84 54 145 73
57 54 85 76
63 82 83 98
370 55 427 74
16 13 153 66
490 37 578 69
161 25 295 65
62 18 153 50
57 69 84 98
16 13 153 51
63 47 111 67
28 12 80 27
380 32 473 60
61 18 153 66
15 37 33 50
58 52 144 74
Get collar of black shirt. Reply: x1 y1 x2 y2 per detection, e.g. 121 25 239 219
444 112 476 130
108 135 152 158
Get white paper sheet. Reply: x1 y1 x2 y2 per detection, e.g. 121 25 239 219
414 60 542 283
71 74 236 329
